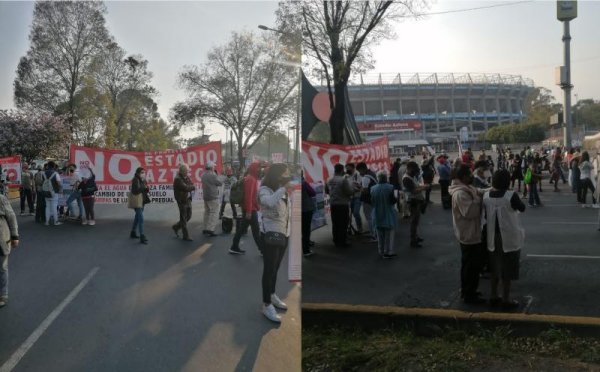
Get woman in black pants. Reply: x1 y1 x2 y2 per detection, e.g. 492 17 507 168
258 163 291 323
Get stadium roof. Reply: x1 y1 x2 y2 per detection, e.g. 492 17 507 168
349 73 535 87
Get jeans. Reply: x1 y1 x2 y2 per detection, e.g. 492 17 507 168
409 200 422 243
580 178 596 204
528 183 541 205
132 207 145 235
439 180 451 208
262 237 287 304
45 195 59 224
173 201 192 238
350 197 362 231
330 204 349 246
0 254 7 298
66 191 84 217
362 202 375 238
20 188 34 213
83 197 95 221
231 210 262 252
460 242 485 299
377 228 394 256
302 210 314 254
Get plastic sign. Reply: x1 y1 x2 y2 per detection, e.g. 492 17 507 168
557 0 577 21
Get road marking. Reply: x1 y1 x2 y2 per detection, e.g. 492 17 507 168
541 222 596 225
523 296 534 314
0 267 99 372
527 254 600 259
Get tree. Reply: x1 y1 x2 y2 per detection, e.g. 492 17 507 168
279 0 427 144
14 1 111 135
173 31 297 165
0 110 71 161
522 87 562 126
484 123 546 144
574 99 600 129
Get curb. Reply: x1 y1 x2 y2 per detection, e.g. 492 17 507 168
303 303 600 337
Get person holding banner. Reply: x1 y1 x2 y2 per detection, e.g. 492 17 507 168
325 164 354 248
172 164 195 241
201 161 222 237
258 163 291 323
130 167 150 244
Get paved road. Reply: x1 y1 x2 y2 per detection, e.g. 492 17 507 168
0 202 300 372
303 183 600 317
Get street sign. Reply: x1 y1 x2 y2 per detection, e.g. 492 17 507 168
557 0 577 21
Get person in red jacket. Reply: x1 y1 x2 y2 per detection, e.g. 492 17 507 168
229 162 263 255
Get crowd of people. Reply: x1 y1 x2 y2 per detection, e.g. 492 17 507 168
311 145 598 311
1 159 297 325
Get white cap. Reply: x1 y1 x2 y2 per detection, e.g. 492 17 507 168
205 161 215 169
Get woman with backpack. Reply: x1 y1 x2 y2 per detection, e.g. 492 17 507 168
130 167 150 244
258 163 291 323
78 168 97 225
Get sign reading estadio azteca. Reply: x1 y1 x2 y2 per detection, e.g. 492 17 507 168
357 120 422 132
69 143 222 204
302 137 390 185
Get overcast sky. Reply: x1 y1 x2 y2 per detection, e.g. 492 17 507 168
1 1 599 142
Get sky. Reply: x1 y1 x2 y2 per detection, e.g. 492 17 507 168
1 0 599 143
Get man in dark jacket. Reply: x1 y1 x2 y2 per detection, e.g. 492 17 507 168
173 164 196 241
229 162 262 255
302 173 316 257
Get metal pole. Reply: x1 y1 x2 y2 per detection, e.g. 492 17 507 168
563 20 573 149
295 67 301 165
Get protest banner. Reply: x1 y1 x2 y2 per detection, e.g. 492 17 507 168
0 156 22 186
301 138 390 230
69 143 222 204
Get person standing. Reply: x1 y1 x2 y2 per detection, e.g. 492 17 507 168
370 172 398 258
449 164 486 304
78 168 97 225
201 161 222 237
219 168 238 220
403 161 427 248
356 162 378 242
173 164 196 241
43 161 62 226
65 164 84 221
20 164 35 216
259 163 291 323
0 193 19 308
301 174 316 257
325 164 354 248
510 154 523 193
437 154 452 209
34 165 46 223
345 163 363 234
579 151 596 205
398 158 410 218
421 154 436 205
130 167 150 244
571 153 582 202
483 169 526 310
526 161 542 207
229 162 262 255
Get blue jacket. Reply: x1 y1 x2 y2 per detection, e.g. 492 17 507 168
370 183 398 229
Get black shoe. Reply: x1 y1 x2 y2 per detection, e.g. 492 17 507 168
464 296 486 304
416 237 424 243
182 237 193 242
130 231 139 239
501 300 520 310
172 226 180 237
206 231 217 237
303 250 315 257
229 247 246 255
410 242 423 248
308 241 315 247
140 235 148 244
202 230 209 234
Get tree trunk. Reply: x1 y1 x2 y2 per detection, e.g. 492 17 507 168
329 81 346 144
237 142 244 170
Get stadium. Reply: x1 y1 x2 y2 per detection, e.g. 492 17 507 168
346 73 536 155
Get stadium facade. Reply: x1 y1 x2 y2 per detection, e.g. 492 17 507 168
346 73 536 155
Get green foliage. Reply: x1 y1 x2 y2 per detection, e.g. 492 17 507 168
485 123 546 144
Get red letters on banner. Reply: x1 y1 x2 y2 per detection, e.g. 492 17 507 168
301 137 390 184
69 143 223 184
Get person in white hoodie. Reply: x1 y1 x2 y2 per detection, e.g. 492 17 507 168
258 163 291 323
449 164 486 304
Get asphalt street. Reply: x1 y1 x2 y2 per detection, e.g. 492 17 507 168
0 201 300 372
303 182 600 318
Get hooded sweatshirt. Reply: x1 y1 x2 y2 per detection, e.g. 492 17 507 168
243 162 261 212
449 180 483 245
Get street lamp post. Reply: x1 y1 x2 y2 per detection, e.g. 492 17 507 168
557 0 577 149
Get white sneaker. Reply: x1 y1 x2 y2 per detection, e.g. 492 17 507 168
82 220 88 225
54 222 63 226
262 304 281 323
271 294 288 310
88 220 95 226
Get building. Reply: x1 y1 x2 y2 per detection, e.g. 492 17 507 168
347 73 536 155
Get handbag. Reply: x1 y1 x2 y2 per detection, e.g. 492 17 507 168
127 192 143 209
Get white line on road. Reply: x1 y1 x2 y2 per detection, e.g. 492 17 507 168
0 267 99 372
527 254 600 259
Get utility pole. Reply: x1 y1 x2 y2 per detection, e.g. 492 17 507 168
556 0 577 149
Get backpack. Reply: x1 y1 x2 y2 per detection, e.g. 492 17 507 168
524 168 532 184
84 179 98 194
360 173 378 204
41 172 57 198
230 178 245 205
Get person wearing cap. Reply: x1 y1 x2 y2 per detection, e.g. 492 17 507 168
437 154 452 209
201 161 222 237
20 163 35 216
172 164 196 241
219 167 238 220
0 191 19 308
